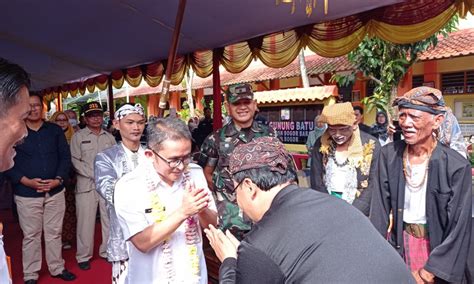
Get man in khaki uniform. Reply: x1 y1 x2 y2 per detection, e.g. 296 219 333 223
71 101 116 270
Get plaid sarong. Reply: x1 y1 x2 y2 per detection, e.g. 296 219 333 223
403 230 430 271
112 259 128 284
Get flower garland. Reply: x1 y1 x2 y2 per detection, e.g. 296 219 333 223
319 139 375 173
181 170 201 282
319 139 376 198
147 166 201 283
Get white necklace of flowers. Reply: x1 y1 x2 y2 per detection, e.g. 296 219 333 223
146 166 201 283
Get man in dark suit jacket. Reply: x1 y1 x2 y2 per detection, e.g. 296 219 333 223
310 102 380 216
205 137 414 283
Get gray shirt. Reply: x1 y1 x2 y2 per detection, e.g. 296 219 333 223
94 143 145 261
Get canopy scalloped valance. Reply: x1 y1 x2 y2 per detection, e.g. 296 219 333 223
43 0 471 102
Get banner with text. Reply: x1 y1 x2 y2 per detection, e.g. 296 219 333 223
269 121 314 144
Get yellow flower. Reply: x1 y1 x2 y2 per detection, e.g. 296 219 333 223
188 245 200 276
320 144 330 155
363 140 375 157
151 192 167 223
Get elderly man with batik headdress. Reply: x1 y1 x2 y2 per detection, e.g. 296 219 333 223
370 87 472 283
310 102 380 216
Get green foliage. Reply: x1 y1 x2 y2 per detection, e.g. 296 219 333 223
202 98 227 117
361 92 389 114
333 15 459 112
178 101 191 122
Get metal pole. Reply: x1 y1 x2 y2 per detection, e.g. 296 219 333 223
158 0 187 117
212 49 222 130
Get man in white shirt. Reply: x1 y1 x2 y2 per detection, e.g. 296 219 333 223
115 117 217 284
95 103 147 284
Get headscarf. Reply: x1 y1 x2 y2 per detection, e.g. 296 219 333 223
392 87 446 115
49 111 75 144
438 108 468 158
229 137 293 176
371 111 388 142
114 103 145 120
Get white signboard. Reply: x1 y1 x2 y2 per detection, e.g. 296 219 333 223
459 123 474 137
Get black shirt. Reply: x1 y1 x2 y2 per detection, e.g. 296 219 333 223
220 185 414 283
6 121 71 197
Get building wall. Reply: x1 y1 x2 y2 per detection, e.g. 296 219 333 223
412 55 474 136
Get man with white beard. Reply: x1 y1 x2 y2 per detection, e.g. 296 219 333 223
310 102 380 216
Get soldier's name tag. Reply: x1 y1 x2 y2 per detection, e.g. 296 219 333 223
145 208 152 213
81 140 91 144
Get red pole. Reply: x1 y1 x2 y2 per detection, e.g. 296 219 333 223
212 49 222 130
158 0 187 117
107 76 115 119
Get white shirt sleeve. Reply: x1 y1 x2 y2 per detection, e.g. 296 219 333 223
114 176 151 241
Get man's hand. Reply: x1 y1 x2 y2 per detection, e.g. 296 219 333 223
38 179 60 192
204 225 240 262
387 124 396 137
180 181 211 219
20 177 53 192
412 268 434 283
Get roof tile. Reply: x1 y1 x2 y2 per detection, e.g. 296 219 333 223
419 28 474 60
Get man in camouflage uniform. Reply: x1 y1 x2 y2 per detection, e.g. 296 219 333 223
201 83 276 240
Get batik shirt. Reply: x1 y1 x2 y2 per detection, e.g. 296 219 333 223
200 120 276 239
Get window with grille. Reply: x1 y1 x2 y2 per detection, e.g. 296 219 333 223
412 75 424 88
366 80 376 97
441 71 474 94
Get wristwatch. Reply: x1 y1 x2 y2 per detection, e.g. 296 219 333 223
55 176 64 186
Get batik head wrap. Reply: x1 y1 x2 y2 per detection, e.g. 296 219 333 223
229 137 293 176
393 87 446 115
318 102 355 126
114 103 145 120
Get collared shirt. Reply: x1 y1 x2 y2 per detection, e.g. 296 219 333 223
71 127 116 193
114 161 216 284
200 120 276 235
6 121 71 197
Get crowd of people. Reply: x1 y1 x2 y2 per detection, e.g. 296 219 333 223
0 57 472 284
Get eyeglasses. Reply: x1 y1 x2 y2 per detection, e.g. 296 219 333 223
231 179 244 194
30 103 42 109
149 148 191 169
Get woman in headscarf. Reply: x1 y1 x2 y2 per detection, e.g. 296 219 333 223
371 111 389 146
49 111 76 250
50 111 75 144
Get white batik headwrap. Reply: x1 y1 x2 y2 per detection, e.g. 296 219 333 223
114 103 145 120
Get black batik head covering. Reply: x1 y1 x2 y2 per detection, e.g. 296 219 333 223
229 137 293 176
393 86 446 115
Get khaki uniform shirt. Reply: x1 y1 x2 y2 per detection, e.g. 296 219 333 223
71 127 116 193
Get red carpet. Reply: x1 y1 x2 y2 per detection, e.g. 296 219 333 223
0 209 111 284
